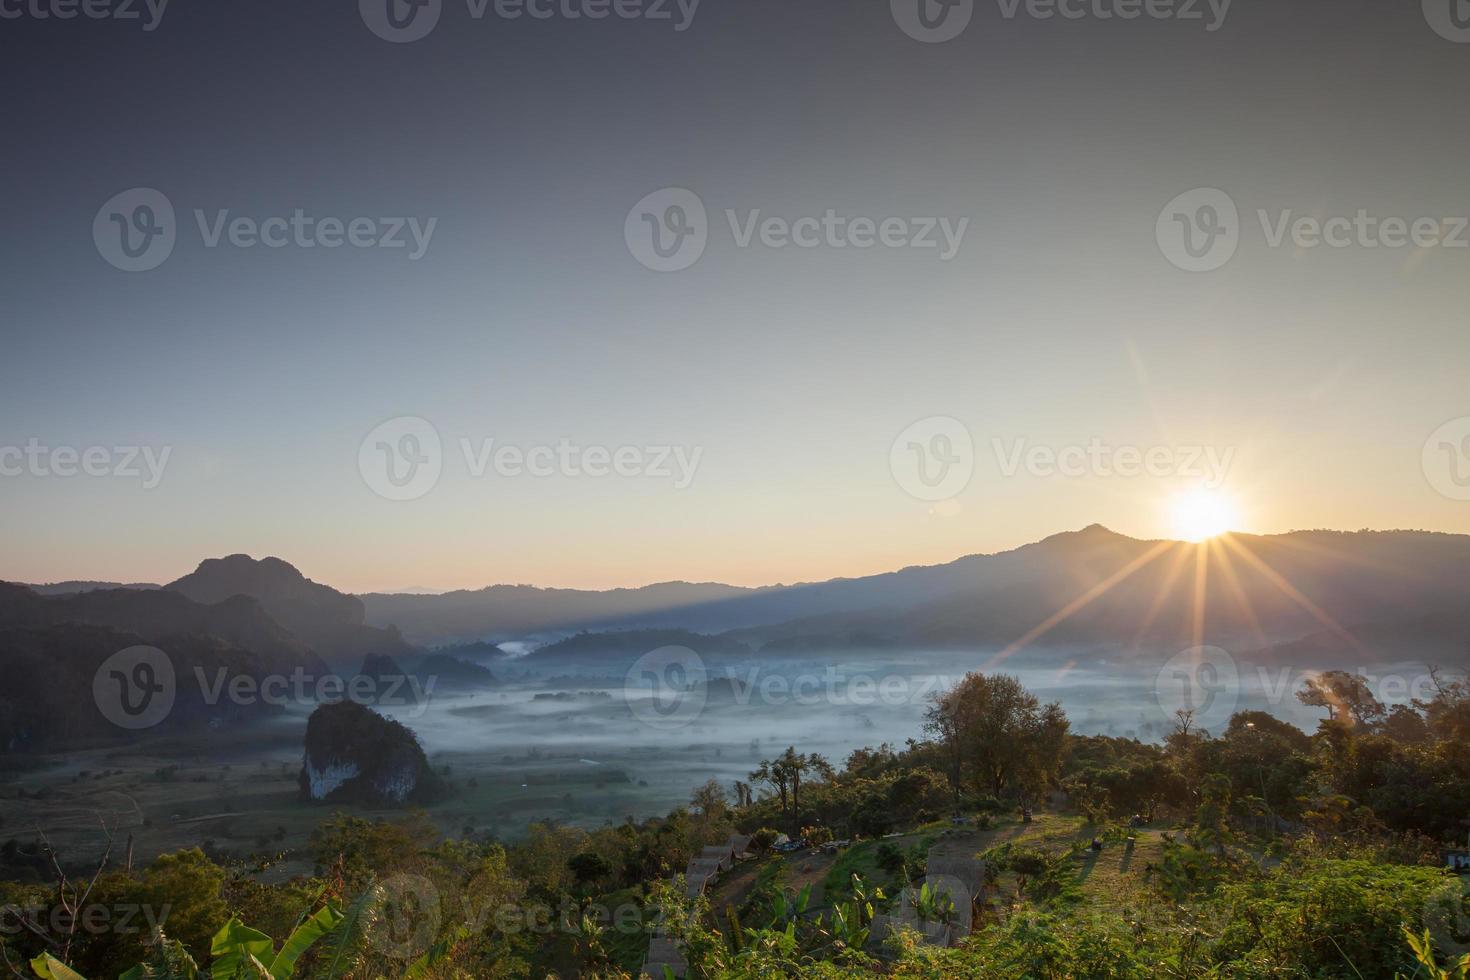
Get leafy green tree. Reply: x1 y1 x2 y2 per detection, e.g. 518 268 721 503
924 673 1069 800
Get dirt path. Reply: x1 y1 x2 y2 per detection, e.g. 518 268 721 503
704 856 769 914
782 849 840 908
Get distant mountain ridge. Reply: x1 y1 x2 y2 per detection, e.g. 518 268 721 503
360 527 1470 656
10 528 1470 685
24 581 161 595
361 580 758 644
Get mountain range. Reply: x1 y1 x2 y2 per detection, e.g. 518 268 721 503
353 527 1470 660
9 526 1470 700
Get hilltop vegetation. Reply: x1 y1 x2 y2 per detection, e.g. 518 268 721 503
5 665 1470 978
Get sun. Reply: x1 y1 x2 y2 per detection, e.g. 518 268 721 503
1170 487 1239 542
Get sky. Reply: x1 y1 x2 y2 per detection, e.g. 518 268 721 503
2 0 1469 593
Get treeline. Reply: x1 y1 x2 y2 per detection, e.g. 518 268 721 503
5 666 1470 978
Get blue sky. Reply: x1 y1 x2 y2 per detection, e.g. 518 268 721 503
2 0 1468 591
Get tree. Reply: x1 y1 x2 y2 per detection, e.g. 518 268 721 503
731 780 753 807
566 852 612 890
923 673 1070 800
1296 670 1386 728
753 748 832 835
691 779 728 819
1417 665 1470 740
1137 759 1187 821
750 759 791 830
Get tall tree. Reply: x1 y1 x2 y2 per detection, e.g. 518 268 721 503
923 673 1070 800
1296 671 1386 728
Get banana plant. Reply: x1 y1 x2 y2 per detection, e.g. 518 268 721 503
827 902 868 950
909 881 956 926
768 882 812 929
31 904 345 980
1398 926 1470 980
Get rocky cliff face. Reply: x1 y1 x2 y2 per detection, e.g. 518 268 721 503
297 701 441 806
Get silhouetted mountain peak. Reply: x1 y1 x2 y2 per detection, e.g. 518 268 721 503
169 555 413 665
1043 524 1129 544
